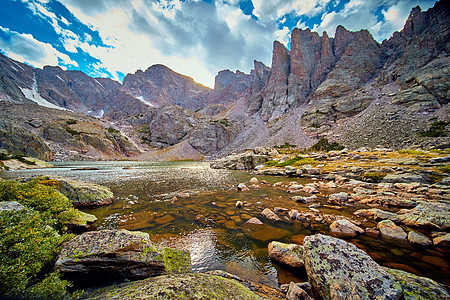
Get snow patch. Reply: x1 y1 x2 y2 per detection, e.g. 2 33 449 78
56 75 64 82
13 61 24 71
19 74 65 110
95 79 104 89
10 65 18 72
97 109 104 118
136 96 155 107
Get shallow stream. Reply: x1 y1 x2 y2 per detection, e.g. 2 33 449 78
2 161 449 287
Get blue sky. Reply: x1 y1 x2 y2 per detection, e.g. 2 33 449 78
0 0 438 87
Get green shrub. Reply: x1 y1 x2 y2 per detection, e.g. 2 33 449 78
0 180 72 220
11 154 36 165
0 153 9 160
437 164 450 174
362 172 387 182
107 127 120 134
274 142 297 149
0 210 67 298
267 156 317 167
309 138 344 152
420 120 449 137
65 120 77 125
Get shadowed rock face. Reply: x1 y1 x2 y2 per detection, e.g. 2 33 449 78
55 229 191 287
123 64 211 111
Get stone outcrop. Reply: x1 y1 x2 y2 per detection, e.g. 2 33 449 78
55 229 191 286
397 201 450 230
386 268 450 300
268 241 304 268
210 148 277 170
38 176 114 207
82 273 263 300
303 234 403 299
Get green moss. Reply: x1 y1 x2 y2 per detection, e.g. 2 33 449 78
163 248 191 274
277 156 317 167
264 160 279 167
436 164 450 174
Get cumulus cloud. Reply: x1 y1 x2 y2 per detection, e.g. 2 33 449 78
252 0 330 22
0 26 78 68
311 0 436 41
58 0 277 87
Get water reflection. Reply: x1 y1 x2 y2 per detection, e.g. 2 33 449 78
2 161 449 286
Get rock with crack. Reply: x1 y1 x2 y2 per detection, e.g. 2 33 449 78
55 229 191 286
303 234 403 300
268 241 304 268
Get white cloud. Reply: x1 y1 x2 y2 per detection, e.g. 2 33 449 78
0 27 78 68
311 0 436 42
274 26 290 47
252 0 330 22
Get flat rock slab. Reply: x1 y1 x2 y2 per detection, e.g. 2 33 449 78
377 220 407 241
303 234 403 300
268 241 304 268
38 175 114 207
354 208 399 223
330 219 364 237
397 201 450 231
55 229 191 286
83 273 263 300
386 268 450 300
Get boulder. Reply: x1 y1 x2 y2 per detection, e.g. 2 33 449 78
0 201 26 212
433 233 450 247
58 209 97 230
397 201 450 231
246 217 263 225
407 231 432 246
382 172 429 184
330 219 364 237
55 229 191 286
237 183 249 191
354 208 400 223
328 192 348 204
303 234 402 299
386 268 450 300
286 281 312 300
261 208 281 221
83 273 263 300
39 176 114 207
377 220 407 240
268 241 304 268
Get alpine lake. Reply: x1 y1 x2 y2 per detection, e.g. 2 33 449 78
2 161 449 287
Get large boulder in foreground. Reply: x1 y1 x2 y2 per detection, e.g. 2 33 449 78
303 234 402 300
38 176 114 207
83 273 262 300
268 241 304 268
397 201 450 231
55 229 191 286
385 268 450 300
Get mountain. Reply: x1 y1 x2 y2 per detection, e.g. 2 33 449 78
0 1 448 161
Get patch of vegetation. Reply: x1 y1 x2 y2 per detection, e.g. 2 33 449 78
419 120 449 137
66 119 77 125
107 127 120 134
362 172 387 183
211 118 232 127
398 149 427 155
266 156 317 168
309 138 344 152
274 142 297 149
65 126 81 136
437 164 450 174
0 153 36 165
429 148 450 155
0 179 83 299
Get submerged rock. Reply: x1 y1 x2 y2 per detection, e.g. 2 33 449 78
268 241 304 268
377 220 407 241
407 231 432 246
261 208 281 221
242 222 289 242
303 234 402 300
330 219 364 237
83 273 263 300
55 229 191 286
386 268 450 300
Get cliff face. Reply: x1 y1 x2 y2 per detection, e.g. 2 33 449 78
0 1 448 160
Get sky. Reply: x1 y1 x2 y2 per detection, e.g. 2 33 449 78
0 0 439 88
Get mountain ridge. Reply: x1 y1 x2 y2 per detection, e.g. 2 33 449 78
0 1 448 161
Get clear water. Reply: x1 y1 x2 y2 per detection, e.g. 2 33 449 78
1 161 449 287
